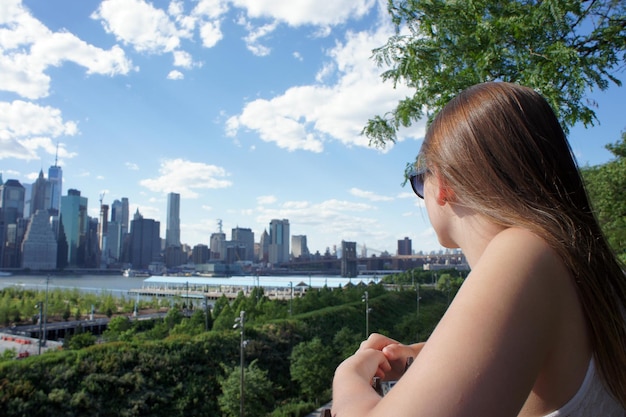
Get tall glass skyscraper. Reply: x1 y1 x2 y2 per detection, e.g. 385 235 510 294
166 192 180 248
48 161 62 216
60 189 88 267
269 218 289 265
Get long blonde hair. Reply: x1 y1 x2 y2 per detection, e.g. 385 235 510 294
421 82 626 406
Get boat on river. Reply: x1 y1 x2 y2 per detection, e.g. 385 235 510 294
122 269 151 278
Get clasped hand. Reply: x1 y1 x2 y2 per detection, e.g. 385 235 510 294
338 333 424 384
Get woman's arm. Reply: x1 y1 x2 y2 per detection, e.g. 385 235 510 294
331 229 566 417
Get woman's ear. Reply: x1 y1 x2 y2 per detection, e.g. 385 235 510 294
436 176 455 206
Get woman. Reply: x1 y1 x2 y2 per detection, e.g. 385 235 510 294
331 82 626 416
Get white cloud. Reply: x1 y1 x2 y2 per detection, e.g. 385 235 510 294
197 19 223 48
192 0 230 20
92 0 185 54
257 195 277 205
0 0 134 100
173 50 193 68
231 0 376 27
139 158 232 198
251 197 395 251
167 70 184 80
240 19 277 56
125 162 139 170
349 187 394 202
226 20 424 152
0 100 78 160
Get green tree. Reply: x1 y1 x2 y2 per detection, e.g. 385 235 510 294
364 0 626 148
218 360 275 417
436 273 464 304
66 332 96 350
170 310 207 337
289 337 337 404
102 316 132 341
582 132 626 262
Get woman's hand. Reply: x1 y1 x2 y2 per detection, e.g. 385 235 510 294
336 346 391 381
332 347 392 416
359 333 425 381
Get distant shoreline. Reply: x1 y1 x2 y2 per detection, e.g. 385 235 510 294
0 269 122 277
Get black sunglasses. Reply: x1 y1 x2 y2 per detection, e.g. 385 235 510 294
409 167 428 199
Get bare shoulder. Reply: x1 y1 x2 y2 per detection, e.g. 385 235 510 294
480 227 567 281
381 227 580 415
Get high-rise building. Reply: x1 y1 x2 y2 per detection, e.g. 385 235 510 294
231 227 254 262
0 179 26 268
210 219 225 260
0 179 25 223
28 170 51 218
109 197 129 261
111 199 122 223
268 219 289 265
107 220 122 263
258 229 269 263
165 192 181 248
60 189 88 267
210 231 226 260
98 203 109 267
111 198 130 235
21 210 57 270
129 209 161 270
291 235 309 259
397 237 412 256
48 160 62 216
191 244 210 264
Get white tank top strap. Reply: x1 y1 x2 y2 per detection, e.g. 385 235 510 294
541 358 624 417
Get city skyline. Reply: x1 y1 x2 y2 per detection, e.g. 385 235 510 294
1 0 624 256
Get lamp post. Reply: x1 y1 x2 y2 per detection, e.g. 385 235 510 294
234 310 246 417
417 283 421 318
43 275 49 347
288 281 293 316
36 302 43 355
362 291 370 337
185 281 189 315
204 296 209 331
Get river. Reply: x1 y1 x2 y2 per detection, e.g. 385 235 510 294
0 273 386 297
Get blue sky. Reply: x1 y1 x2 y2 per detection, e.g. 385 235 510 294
1 0 624 256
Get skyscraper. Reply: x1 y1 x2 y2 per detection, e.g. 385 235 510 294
166 192 180 248
48 158 62 216
129 210 161 270
269 219 289 265
60 189 88 267
231 227 254 262
28 170 49 218
112 197 130 236
21 210 57 270
258 229 269 263
291 235 309 259
98 203 109 267
397 237 412 255
0 179 26 268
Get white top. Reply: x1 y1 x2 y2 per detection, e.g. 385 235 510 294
542 358 624 417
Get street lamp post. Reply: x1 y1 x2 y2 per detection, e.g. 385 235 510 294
362 291 370 338
204 296 209 331
36 302 43 355
288 281 293 316
234 310 246 417
185 281 189 315
43 275 49 347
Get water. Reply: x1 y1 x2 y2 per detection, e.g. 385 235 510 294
0 273 386 297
